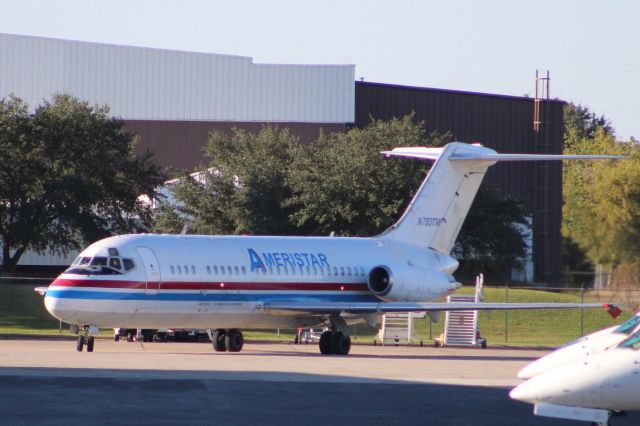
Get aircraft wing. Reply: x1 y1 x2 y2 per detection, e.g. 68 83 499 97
263 301 607 316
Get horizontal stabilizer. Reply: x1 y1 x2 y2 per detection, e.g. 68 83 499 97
381 146 624 162
263 301 607 316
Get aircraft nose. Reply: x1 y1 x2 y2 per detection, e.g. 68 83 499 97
509 379 542 404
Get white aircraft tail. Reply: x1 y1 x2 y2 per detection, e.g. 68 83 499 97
380 142 621 254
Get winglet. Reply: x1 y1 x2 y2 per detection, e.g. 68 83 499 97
603 304 622 319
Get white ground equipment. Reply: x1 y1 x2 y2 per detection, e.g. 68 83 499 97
435 275 487 348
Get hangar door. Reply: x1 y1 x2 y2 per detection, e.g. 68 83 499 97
136 247 161 295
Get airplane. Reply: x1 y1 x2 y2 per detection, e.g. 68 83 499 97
37 142 622 355
510 328 640 425
517 310 636 379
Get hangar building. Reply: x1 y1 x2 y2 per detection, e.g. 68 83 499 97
0 33 563 283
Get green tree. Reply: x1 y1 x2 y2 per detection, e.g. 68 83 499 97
454 187 528 281
155 126 303 235
287 115 446 236
0 94 163 272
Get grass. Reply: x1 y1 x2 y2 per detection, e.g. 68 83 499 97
0 283 631 346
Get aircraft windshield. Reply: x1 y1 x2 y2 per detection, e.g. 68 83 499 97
66 251 135 275
614 315 640 334
619 331 640 350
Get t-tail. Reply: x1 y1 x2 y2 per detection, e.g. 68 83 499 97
380 142 622 254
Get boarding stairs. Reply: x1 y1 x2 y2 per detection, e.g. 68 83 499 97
377 312 425 345
436 274 487 348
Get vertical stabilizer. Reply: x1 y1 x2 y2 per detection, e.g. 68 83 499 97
384 142 496 254
380 142 622 254
381 143 496 253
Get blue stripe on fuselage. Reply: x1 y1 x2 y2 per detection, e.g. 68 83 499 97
45 290 379 303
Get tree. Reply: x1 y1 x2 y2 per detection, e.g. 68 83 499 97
564 103 614 151
0 94 163 272
287 115 446 236
155 126 304 235
453 187 528 281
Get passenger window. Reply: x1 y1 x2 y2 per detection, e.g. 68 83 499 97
191 265 196 275
234 266 239 275
170 265 175 274
340 267 345 276
306 266 310 275
213 265 218 274
333 267 338 276
220 266 225 275
206 266 211 274
241 266 246 274
347 267 351 276
313 267 317 276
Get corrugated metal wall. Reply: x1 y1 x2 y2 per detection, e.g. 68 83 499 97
355 82 564 283
0 33 355 123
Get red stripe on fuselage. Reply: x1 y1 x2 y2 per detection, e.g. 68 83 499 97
50 278 369 292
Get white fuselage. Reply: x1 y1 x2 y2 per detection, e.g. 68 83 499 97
44 233 458 330
511 345 640 411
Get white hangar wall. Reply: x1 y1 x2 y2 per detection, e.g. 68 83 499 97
0 33 355 123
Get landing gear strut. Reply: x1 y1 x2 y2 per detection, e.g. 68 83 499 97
208 329 244 353
76 326 95 352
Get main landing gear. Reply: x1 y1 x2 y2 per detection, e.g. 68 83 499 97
319 330 351 355
318 315 352 355
74 325 95 353
208 328 244 352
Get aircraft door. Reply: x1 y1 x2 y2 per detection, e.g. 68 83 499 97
136 246 161 295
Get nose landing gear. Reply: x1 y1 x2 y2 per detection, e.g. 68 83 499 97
75 325 96 352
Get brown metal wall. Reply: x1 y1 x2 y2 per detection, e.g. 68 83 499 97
124 120 347 170
354 82 564 283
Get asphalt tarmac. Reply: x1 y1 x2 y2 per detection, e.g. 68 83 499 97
0 339 637 425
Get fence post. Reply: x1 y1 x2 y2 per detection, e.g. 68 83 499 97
580 286 585 337
504 284 509 343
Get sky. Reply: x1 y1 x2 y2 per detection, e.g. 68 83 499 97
1 0 638 140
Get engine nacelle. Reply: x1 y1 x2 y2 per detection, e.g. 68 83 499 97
367 265 457 302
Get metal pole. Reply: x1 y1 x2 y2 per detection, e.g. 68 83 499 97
504 284 509 343
580 286 585 337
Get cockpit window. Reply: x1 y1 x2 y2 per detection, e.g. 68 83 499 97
109 257 122 270
90 257 108 266
614 315 640 334
65 255 135 275
123 258 135 271
619 331 640 350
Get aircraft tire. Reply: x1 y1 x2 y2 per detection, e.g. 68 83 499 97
319 331 334 355
333 332 351 355
213 329 227 352
76 335 85 352
226 329 244 352
87 336 95 352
